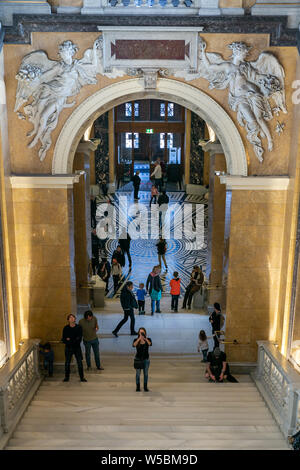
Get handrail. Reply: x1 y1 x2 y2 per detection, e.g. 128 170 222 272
252 341 300 439
0 339 41 447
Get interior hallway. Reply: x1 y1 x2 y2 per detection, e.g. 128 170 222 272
5 356 288 450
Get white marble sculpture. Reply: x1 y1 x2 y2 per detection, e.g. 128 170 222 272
176 38 287 162
15 37 125 161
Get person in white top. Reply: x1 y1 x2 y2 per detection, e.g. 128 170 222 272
151 161 162 192
197 330 215 363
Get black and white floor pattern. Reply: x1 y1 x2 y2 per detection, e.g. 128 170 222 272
95 191 208 298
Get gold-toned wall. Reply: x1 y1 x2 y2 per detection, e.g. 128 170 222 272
225 189 287 362
3 33 298 177
11 187 76 343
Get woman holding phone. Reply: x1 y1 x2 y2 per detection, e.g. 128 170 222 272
132 327 152 392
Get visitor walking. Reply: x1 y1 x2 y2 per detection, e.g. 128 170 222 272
146 266 162 315
150 184 159 206
61 314 87 382
112 281 138 337
91 228 101 275
157 190 169 229
111 258 122 294
182 266 204 309
170 271 181 312
111 245 125 267
133 327 152 392
132 170 141 200
209 302 223 348
119 229 132 267
151 161 162 192
156 237 168 270
97 256 111 294
136 282 147 315
79 310 104 371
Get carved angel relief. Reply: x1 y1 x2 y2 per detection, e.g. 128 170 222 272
14 37 125 161
175 38 287 162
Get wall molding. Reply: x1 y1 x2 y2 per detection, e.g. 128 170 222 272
219 175 290 191
10 174 82 189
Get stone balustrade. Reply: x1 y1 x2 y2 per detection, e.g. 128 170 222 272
0 339 42 448
252 341 300 439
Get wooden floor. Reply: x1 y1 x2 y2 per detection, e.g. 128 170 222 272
6 355 288 450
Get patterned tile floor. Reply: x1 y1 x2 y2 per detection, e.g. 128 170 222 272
96 190 208 298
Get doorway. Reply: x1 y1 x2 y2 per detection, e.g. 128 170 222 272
115 99 185 190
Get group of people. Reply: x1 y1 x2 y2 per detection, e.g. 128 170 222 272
40 301 230 390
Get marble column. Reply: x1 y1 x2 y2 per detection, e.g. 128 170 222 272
184 109 191 186
203 142 226 306
73 141 97 310
108 109 115 193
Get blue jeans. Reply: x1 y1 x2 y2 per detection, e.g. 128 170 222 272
151 299 160 314
136 359 150 387
83 338 101 368
202 348 208 362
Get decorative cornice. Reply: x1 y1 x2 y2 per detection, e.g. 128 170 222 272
3 15 298 47
200 142 223 155
10 174 82 188
77 140 98 153
219 175 290 191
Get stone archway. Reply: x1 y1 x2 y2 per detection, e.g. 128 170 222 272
52 78 247 176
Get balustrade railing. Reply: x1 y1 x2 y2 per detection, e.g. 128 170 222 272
253 341 300 438
0 339 41 447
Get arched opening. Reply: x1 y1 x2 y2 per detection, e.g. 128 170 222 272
53 79 247 177
56 79 247 354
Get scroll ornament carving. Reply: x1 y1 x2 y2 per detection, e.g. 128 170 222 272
14 37 126 161
175 38 287 162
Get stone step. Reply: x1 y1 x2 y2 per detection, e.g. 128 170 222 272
16 424 281 433
13 431 285 441
6 438 288 450
30 399 265 407
20 417 276 426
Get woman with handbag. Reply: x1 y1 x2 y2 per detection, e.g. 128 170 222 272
146 265 162 315
133 327 152 392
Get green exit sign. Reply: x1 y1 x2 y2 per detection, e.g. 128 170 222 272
146 129 154 134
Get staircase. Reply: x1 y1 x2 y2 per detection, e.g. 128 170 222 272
5 355 289 450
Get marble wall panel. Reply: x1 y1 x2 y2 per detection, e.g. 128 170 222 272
12 187 75 342
225 189 287 362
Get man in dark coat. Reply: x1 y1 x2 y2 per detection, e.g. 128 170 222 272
157 190 169 229
209 302 222 348
132 171 141 200
119 229 132 267
206 347 228 382
62 314 87 382
112 282 138 337
111 245 125 267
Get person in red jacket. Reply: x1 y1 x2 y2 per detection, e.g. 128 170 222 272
170 271 181 313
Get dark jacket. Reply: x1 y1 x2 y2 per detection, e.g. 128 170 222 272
119 233 131 252
97 260 111 279
156 240 167 255
209 311 221 332
132 174 141 187
62 324 83 350
158 193 169 207
112 249 125 267
146 273 162 294
120 286 138 311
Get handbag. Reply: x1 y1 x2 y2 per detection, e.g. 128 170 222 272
134 357 145 369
